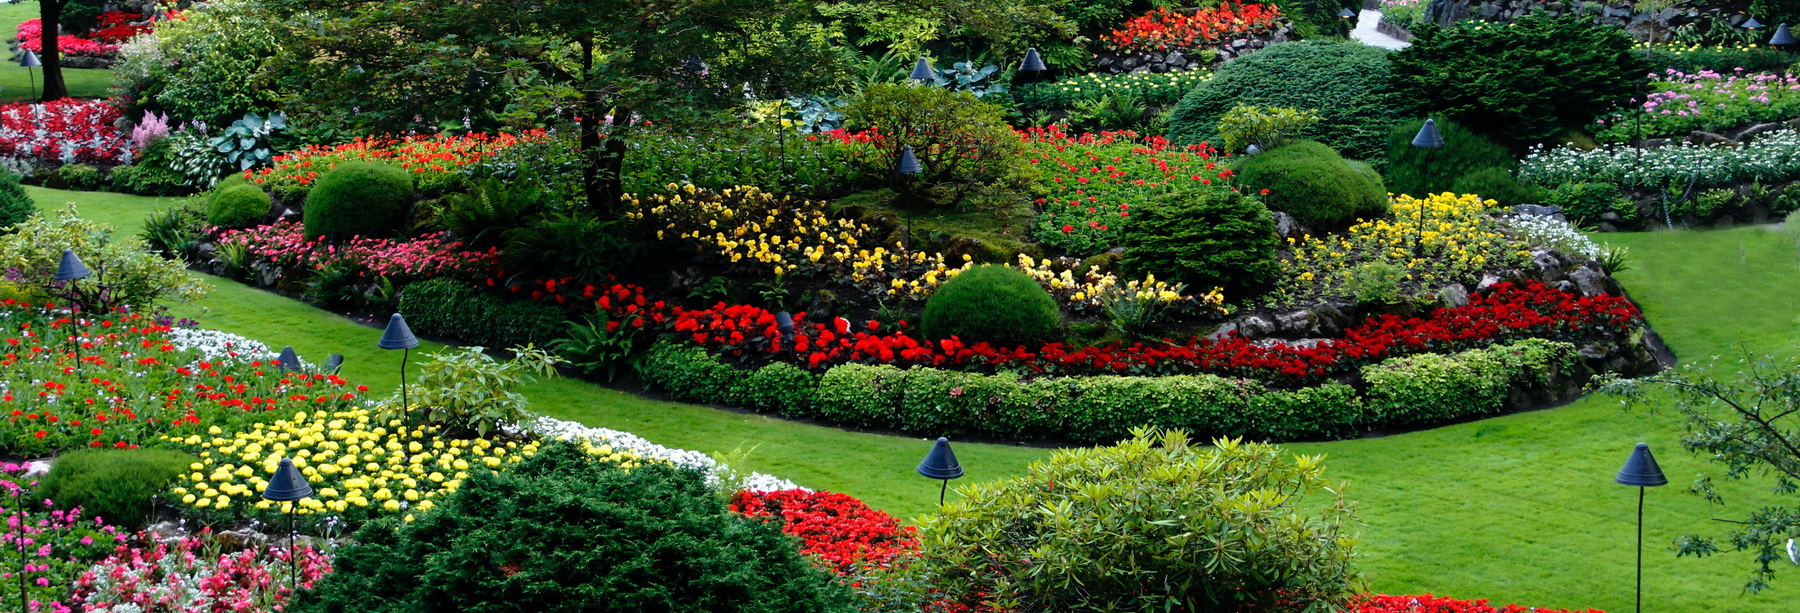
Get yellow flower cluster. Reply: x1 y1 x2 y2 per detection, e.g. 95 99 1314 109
163 409 642 520
1274 192 1529 303
1013 254 1225 314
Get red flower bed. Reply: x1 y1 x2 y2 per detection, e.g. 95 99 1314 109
0 99 131 166
250 130 552 195
1360 593 1602 613
730 489 919 573
1106 2 1285 53
1020 125 1231 255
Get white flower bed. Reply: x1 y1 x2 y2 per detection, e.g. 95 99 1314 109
515 415 804 492
161 327 281 364
1519 129 1800 190
1503 214 1601 259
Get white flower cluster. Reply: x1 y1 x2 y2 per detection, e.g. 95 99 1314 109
1503 214 1601 259
515 415 804 492
1520 129 1800 190
161 327 281 365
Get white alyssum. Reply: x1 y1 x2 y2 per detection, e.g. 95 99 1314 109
1503 214 1601 259
1520 128 1800 189
161 327 282 365
515 415 804 492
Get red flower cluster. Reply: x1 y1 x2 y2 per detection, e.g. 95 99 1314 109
1106 3 1285 53
251 130 550 194
86 11 154 43
15 18 117 57
0 99 131 166
1020 124 1228 254
1359 593 1602 613
730 489 919 573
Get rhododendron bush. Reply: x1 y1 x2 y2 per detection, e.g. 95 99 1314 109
0 100 131 167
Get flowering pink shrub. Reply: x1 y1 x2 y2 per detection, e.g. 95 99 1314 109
1593 68 1800 142
0 464 129 613
0 99 132 166
216 221 501 283
73 531 333 612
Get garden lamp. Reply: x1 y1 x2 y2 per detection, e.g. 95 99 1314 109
262 458 315 584
55 249 92 372
1338 7 1356 37
1772 24 1797 48
895 144 923 249
17 49 38 101
776 311 795 346
1245 144 1262 155
1409 120 1444 256
916 437 965 506
379 313 420 423
1018 48 1049 122
910 56 935 82
323 354 344 375
1615 442 1667 613
1743 16 1763 30
1338 7 1356 18
278 346 303 374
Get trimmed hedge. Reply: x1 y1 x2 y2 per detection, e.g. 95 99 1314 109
1168 41 1406 162
397 278 568 348
207 184 273 228
921 265 1062 346
635 339 1579 443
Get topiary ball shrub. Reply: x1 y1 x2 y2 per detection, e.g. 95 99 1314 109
1120 186 1278 298
1168 41 1405 162
1450 167 1533 207
302 161 414 239
1343 160 1393 220
207 183 272 228
1233 141 1387 231
35 448 195 529
921 265 1061 347
1385 117 1514 198
918 429 1359 613
0 172 33 233
289 443 852 613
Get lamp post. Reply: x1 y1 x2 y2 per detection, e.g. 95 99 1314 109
1615 442 1667 613
54 249 91 373
1018 47 1048 124
916 437 964 506
1773 24 1797 50
278 346 304 374
1409 119 1445 257
261 458 315 586
1743 16 1763 31
895 144 923 250
1338 7 1356 38
17 50 39 102
910 57 935 83
379 314 421 424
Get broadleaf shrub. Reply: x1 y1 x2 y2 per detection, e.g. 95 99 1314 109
921 265 1062 346
1385 117 1515 198
302 161 414 239
290 443 853 613
1234 140 1388 230
1361 338 1576 425
35 449 195 529
917 429 1359 612
206 184 272 228
1120 186 1278 298
397 279 567 348
840 84 1030 209
1539 181 1633 227
1169 41 1405 162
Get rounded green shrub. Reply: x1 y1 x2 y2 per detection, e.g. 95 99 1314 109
1540 181 1632 226
1452 167 1534 207
1233 141 1387 231
291 443 852 613
207 184 272 228
54 164 104 191
1120 187 1279 298
921 265 1061 346
1168 41 1405 162
1343 160 1392 220
0 173 33 233
302 161 414 239
1384 117 1514 198
35 448 195 529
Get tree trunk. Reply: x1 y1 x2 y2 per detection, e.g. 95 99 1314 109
39 0 68 101
578 93 629 216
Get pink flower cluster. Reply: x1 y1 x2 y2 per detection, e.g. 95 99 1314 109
216 221 501 282
14 19 120 57
74 532 333 612
0 464 129 613
0 99 132 166
1594 67 1800 142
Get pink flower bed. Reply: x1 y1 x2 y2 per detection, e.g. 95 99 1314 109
0 99 132 166
73 531 333 612
216 221 501 283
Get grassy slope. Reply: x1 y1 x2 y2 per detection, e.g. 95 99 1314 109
0 1 115 102
29 186 1800 611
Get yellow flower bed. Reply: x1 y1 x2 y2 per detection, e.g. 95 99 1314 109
163 408 642 521
1273 192 1529 303
1013 254 1225 314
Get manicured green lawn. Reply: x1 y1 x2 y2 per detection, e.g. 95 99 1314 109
30 185 1800 611
0 1 115 102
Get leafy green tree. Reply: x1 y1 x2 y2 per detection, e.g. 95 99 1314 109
1601 355 1800 593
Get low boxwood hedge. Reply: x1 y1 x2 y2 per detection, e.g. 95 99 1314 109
633 338 1580 443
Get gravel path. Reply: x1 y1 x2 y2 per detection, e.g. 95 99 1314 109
1352 9 1411 50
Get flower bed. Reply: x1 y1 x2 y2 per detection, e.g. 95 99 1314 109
1013 71 1212 110
15 12 152 59
1274 193 1532 306
74 532 332 613
0 463 129 613
1358 593 1602 613
730 489 917 573
247 130 552 198
1592 69 1800 143
1520 128 1800 190
1020 125 1231 256
0 303 364 457
1105 3 1284 54
216 221 500 284
0 100 131 167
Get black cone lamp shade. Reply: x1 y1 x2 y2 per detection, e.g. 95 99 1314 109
895 145 922 175
1773 24 1797 47
1412 119 1446 148
917 437 965 480
910 57 935 81
19 49 39 68
1615 442 1668 487
53 249 91 281
1020 47 1048 73
776 311 795 335
278 346 303 373
379 313 419 350
1338 7 1356 18
1743 16 1763 30
262 458 314 502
